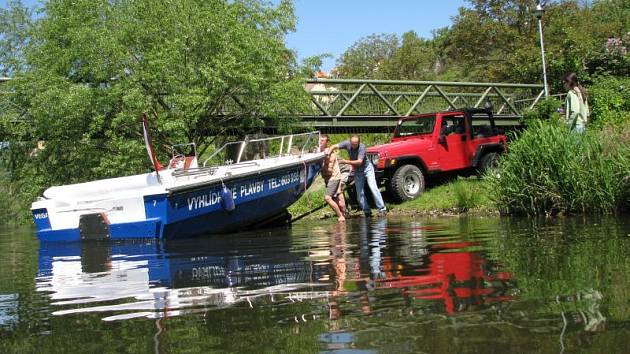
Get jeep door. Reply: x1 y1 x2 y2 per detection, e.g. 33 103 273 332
436 114 470 170
468 111 502 160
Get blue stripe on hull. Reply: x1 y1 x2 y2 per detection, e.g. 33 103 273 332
162 184 304 239
160 161 321 238
36 228 81 242
164 167 304 222
36 219 162 242
110 218 162 238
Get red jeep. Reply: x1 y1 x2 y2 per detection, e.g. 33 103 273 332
366 108 507 202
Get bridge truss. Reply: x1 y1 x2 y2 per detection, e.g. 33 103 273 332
303 78 545 132
1 77 547 133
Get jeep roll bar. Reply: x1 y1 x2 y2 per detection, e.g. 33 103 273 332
463 107 496 132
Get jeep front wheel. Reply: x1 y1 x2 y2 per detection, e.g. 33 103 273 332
389 164 425 202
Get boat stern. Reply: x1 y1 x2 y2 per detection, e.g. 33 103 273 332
31 205 51 234
31 199 80 242
31 183 167 242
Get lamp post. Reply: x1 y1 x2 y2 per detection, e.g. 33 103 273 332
533 3 549 98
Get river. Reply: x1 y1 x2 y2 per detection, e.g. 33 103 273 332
1 216 629 353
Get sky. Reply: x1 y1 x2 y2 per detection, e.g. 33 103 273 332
286 0 467 72
1 0 468 72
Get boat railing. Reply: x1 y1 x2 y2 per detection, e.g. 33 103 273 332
170 143 197 160
202 131 321 168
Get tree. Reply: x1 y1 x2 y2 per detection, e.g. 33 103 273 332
584 0 630 77
0 0 311 223
444 0 540 82
0 0 33 76
380 31 437 80
442 0 629 87
298 53 334 78
335 33 399 79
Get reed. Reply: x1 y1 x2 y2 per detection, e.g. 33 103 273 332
487 120 630 215
453 178 481 212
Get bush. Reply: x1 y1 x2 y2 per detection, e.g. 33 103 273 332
588 76 630 128
487 121 630 215
522 97 563 124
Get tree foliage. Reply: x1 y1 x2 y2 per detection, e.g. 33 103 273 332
380 31 438 80
0 0 312 224
588 75 630 128
335 0 629 89
0 0 32 76
335 33 398 78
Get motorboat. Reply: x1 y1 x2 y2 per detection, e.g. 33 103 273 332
31 118 323 241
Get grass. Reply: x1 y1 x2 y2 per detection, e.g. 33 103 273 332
288 177 328 220
392 177 495 215
290 176 496 222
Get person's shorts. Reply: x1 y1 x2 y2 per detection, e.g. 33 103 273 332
325 179 341 198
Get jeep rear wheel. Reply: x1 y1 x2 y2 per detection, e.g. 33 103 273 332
390 164 425 202
478 152 500 175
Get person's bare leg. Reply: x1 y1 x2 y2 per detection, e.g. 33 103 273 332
335 194 347 217
325 195 345 222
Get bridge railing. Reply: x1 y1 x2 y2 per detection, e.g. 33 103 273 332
1 77 550 132
304 78 546 119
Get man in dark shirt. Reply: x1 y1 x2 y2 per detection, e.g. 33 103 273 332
326 135 387 217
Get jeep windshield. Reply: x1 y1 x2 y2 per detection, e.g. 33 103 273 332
394 116 436 137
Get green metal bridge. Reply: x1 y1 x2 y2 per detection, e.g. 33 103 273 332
303 78 546 132
2 77 546 133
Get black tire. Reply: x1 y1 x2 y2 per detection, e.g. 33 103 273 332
389 164 425 202
478 152 500 175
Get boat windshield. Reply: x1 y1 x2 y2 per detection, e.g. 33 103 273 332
202 131 321 167
395 116 436 137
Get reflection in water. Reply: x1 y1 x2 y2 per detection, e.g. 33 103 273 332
318 217 519 351
377 238 513 314
0 294 19 328
1 216 626 353
36 236 330 321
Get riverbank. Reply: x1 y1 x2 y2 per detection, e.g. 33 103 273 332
288 176 497 222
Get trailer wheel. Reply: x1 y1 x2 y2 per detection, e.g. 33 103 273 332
389 164 425 202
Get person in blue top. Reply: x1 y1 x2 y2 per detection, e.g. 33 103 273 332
326 135 387 217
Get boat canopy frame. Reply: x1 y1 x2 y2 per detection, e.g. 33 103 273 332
202 131 321 167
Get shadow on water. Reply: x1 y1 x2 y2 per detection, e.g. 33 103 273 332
0 216 629 353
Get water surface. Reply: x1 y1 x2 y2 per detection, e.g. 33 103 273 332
1 216 629 353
